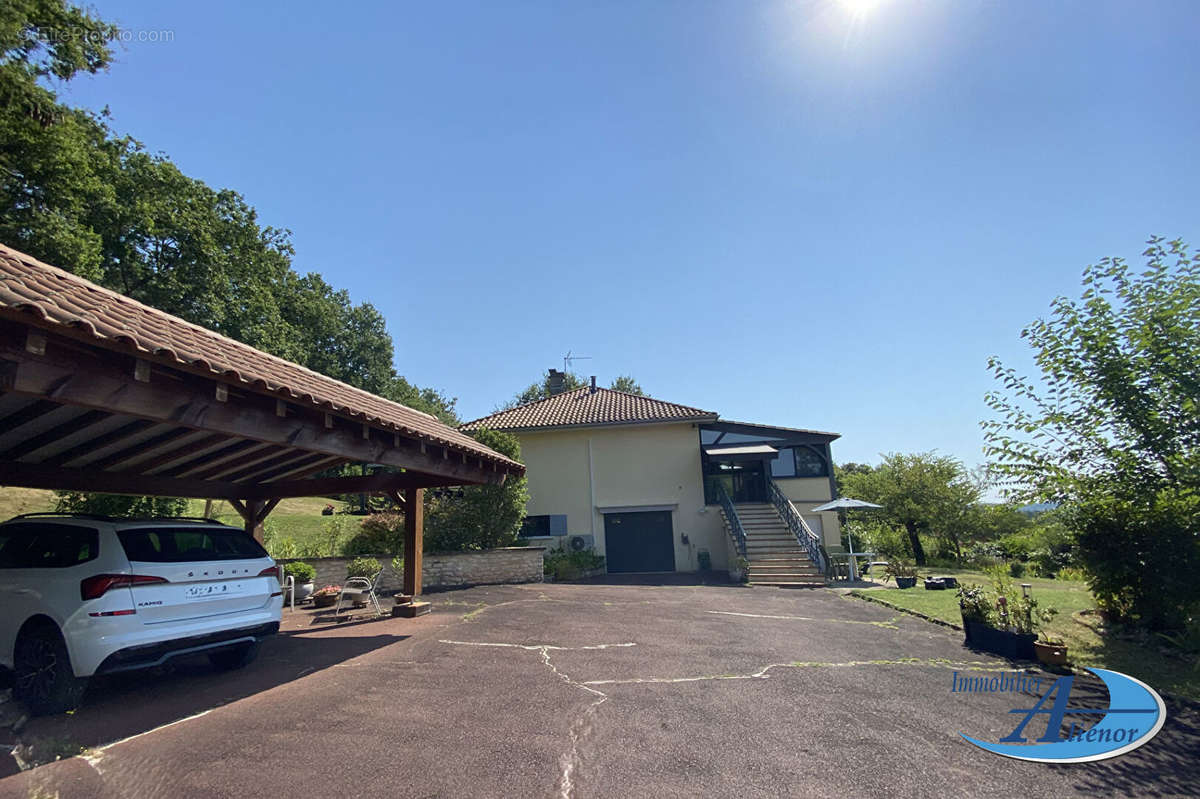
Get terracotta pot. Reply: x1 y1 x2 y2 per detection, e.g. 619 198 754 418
1034 640 1069 666
312 593 338 608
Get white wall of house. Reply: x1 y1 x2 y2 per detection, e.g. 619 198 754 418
775 477 841 549
516 422 730 572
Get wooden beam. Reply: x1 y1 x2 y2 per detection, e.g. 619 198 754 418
88 427 193 470
183 444 288 480
255 455 345 483
221 450 323 483
0 461 244 500
111 431 228 474
39 419 154 467
0 409 108 460
0 343 512 484
240 470 447 501
0 399 59 437
157 439 267 478
403 486 423 597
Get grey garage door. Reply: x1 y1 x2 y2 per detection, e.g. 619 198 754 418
603 511 675 573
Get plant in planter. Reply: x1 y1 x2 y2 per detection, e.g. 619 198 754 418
730 556 751 583
311 584 341 608
284 561 317 601
886 561 919 588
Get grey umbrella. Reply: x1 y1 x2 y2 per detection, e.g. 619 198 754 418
810 498 883 581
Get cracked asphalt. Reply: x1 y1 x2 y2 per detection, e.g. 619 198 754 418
2 579 1196 798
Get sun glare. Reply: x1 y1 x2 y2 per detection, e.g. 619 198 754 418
839 0 888 18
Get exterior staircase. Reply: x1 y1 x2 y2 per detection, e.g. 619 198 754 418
721 502 824 587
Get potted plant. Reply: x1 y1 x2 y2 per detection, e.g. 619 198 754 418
730 556 751 583
1034 635 1069 666
886 561 919 589
957 584 993 645
284 561 317 602
321 503 335 516
311 584 341 608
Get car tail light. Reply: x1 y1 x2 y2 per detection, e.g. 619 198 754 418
80 573 168 601
258 566 282 582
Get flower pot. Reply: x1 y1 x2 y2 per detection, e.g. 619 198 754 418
923 578 946 590
895 576 917 589
312 593 338 608
287 581 315 603
1034 640 1069 666
964 622 1037 660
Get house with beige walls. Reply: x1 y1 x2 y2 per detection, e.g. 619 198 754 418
461 372 841 584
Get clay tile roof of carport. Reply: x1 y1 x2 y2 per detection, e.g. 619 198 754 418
460 387 718 432
0 243 519 470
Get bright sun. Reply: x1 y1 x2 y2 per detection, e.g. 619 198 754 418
839 0 888 17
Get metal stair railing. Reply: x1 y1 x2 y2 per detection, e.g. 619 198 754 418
715 482 747 559
767 477 826 574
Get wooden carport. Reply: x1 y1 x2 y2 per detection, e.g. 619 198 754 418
0 243 525 599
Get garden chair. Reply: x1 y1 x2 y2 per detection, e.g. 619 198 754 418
818 545 849 582
335 569 384 618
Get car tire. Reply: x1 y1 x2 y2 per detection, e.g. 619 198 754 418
13 623 87 716
208 641 260 671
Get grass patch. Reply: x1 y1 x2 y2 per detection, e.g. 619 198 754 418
851 567 1200 701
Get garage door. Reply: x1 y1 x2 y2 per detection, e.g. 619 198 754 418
603 511 675 573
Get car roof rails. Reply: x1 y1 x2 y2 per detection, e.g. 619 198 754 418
8 511 118 522
124 516 229 524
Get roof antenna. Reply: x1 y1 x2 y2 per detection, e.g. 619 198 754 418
563 350 592 373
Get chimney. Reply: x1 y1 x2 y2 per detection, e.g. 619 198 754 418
547 368 567 396
590 375 597 393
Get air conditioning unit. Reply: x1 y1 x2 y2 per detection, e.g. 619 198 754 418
567 534 594 552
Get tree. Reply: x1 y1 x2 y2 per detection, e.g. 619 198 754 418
609 375 644 395
839 452 980 565
53 492 187 518
834 462 874 495
503 371 585 409
984 237 1200 628
424 428 529 551
2 1 461 509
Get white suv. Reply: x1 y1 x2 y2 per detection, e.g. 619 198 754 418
0 514 283 715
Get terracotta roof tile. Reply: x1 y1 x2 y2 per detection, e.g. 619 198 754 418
0 243 520 470
461 387 718 432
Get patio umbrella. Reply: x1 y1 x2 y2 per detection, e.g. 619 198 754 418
810 498 883 581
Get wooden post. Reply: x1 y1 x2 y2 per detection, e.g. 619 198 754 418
403 487 423 596
230 498 279 544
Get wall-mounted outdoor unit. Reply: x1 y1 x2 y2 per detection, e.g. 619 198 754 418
568 534 595 552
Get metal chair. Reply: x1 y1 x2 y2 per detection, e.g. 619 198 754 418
818 545 850 581
335 569 384 617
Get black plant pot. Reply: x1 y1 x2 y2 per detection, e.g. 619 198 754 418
963 621 1036 660
895 576 917 589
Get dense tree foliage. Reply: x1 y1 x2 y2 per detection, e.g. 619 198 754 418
424 428 529 552
504 371 644 409
53 492 187 518
838 453 980 565
984 238 1200 629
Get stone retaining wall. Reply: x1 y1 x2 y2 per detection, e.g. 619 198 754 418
277 546 544 592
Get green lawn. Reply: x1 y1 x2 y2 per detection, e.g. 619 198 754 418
851 567 1200 701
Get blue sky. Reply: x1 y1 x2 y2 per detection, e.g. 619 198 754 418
60 0 1199 473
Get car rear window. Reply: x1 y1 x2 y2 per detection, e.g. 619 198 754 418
117 527 269 562
0 523 99 568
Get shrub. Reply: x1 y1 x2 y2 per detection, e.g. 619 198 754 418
322 514 350 557
284 561 316 583
346 556 381 579
342 512 405 556
957 584 993 624
1008 561 1026 578
543 548 605 581
423 428 529 552
1071 490 1200 631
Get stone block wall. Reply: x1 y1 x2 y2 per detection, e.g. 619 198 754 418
277 546 544 592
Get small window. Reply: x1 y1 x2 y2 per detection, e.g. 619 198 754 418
770 449 796 477
117 526 267 562
520 514 568 537
0 523 99 569
793 447 828 477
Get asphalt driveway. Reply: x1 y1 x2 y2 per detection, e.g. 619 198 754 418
2 580 1196 798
